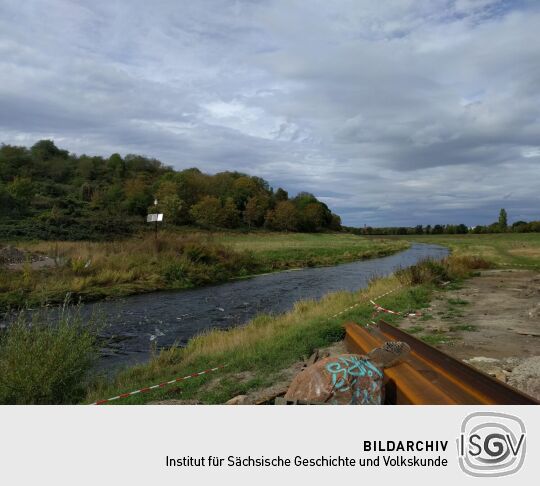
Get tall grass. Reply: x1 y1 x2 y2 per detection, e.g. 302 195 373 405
0 305 99 404
2 232 408 310
396 255 492 286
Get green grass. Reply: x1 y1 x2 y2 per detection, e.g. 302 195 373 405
419 330 454 346
0 232 408 311
447 298 469 306
219 232 409 270
393 233 540 268
0 305 99 404
407 325 424 334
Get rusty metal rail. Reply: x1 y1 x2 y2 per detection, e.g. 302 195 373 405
345 321 538 405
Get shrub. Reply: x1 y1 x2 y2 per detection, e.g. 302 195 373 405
397 259 449 285
0 306 99 404
397 255 491 286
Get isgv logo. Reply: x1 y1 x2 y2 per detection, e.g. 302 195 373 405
457 412 526 477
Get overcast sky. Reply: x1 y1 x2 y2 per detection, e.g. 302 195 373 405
1 0 539 226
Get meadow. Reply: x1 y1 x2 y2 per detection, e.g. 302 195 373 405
0 231 408 310
394 233 540 267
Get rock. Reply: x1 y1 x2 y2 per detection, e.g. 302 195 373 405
465 356 500 364
305 349 320 366
507 356 540 400
284 354 384 405
509 327 540 337
528 304 540 319
225 395 250 405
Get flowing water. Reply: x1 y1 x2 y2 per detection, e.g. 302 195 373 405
86 243 448 373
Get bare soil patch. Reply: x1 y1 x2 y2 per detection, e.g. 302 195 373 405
400 269 540 399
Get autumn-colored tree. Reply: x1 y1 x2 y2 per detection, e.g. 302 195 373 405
265 201 299 231
222 197 240 228
300 202 327 231
243 195 270 227
190 196 224 227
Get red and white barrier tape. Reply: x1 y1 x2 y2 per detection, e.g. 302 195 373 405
370 300 401 315
330 285 402 319
93 365 226 405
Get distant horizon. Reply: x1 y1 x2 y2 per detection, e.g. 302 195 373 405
1 1 539 227
1 137 529 229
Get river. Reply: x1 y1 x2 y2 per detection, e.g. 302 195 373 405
87 242 448 373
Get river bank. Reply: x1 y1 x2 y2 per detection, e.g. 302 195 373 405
0 232 408 311
85 253 483 405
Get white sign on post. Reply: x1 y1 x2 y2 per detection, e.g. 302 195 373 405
146 213 163 223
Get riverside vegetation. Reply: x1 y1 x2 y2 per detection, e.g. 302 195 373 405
0 252 488 404
0 232 408 310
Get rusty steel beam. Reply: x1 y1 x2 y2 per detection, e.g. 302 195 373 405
344 321 538 405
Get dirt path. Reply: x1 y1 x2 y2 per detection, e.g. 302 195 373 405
400 269 540 399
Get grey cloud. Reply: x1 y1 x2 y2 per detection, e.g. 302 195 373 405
0 0 539 226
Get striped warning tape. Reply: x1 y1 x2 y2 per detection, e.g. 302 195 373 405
370 300 401 315
93 365 226 405
330 285 402 319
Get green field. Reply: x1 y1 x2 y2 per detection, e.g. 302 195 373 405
0 232 408 310
394 233 540 267
219 232 409 269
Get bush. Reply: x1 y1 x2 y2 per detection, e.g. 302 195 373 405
397 259 449 285
0 306 99 404
397 255 491 286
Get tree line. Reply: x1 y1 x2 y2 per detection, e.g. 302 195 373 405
345 209 540 236
0 140 341 239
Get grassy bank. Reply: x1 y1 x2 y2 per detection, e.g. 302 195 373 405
0 232 408 310
84 254 484 405
394 233 540 267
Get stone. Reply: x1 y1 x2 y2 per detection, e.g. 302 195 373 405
507 356 540 400
225 395 250 405
284 354 384 405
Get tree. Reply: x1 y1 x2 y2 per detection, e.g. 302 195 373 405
300 202 326 231
108 153 125 178
274 187 288 202
221 197 240 228
499 208 508 231
190 196 224 227
243 195 270 228
265 201 299 231
7 176 34 207
155 180 184 224
123 176 152 215
329 213 342 231
30 139 68 161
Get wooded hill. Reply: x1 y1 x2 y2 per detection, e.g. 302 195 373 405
0 140 341 240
